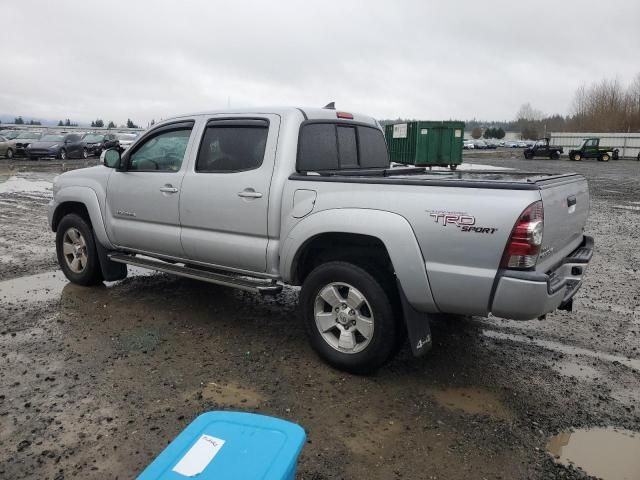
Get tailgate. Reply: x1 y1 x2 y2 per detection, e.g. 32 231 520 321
537 175 589 272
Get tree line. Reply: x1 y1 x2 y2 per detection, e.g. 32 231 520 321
3 117 141 129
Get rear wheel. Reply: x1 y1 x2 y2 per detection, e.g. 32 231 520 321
449 164 457 170
637 152 640 161
6 148 13 159
524 152 533 159
599 153 610 162
571 153 582 161
613 150 619 160
550 151 560 160
56 214 103 285
300 261 400 374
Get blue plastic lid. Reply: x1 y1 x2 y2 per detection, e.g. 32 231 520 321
137 411 306 479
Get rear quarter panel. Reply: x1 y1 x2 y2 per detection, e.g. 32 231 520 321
281 179 541 315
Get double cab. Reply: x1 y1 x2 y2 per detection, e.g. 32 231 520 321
48 107 593 372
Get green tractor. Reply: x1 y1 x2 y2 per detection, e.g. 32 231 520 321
568 137 619 162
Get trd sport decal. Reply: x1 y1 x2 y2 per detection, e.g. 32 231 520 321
426 210 498 234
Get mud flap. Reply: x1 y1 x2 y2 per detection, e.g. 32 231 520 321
95 242 127 281
396 280 432 357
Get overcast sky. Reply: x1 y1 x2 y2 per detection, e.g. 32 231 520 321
2 0 638 125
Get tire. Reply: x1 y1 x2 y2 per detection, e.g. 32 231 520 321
299 261 400 374
82 148 88 159
637 153 640 161
551 151 560 160
449 164 457 171
59 148 67 160
572 153 582 161
524 152 532 159
56 214 103 286
613 150 619 160
599 153 610 162
6 148 13 159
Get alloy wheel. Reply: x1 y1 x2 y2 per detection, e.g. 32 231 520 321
314 282 375 354
62 227 88 273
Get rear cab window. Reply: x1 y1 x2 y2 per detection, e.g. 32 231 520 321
297 121 389 172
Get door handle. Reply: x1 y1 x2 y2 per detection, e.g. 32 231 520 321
160 185 179 194
238 189 263 199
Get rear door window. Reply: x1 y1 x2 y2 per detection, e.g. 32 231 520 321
196 120 269 173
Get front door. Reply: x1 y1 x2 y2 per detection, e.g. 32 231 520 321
179 115 280 273
105 121 196 258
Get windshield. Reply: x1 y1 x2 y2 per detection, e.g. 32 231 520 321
117 133 137 140
576 140 587 149
82 134 104 143
17 132 40 139
40 134 64 142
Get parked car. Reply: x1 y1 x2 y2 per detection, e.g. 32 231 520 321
116 132 139 152
523 138 563 159
516 141 528 148
0 135 16 158
463 140 475 150
473 140 488 149
0 130 21 140
484 141 498 149
27 133 85 160
12 131 43 155
568 138 619 162
81 133 119 157
506 141 519 148
48 106 593 373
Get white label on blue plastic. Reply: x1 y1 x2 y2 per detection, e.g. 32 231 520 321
172 435 225 477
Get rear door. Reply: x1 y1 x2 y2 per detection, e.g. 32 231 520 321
536 176 589 272
179 114 280 273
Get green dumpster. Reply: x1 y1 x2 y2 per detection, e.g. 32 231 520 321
384 121 464 170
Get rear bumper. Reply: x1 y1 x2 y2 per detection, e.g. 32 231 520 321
490 235 594 320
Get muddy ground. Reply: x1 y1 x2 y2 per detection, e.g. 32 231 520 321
0 152 639 480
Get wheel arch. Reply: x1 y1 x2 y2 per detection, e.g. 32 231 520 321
51 186 113 249
281 208 438 313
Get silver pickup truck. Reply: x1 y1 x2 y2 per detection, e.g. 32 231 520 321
48 107 593 373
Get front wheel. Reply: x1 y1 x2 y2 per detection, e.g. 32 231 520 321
524 152 533 159
82 148 88 159
571 153 582 161
56 214 103 285
299 261 400 374
6 148 13 159
599 153 610 162
59 148 67 160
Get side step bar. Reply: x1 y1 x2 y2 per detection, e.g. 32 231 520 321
108 253 283 295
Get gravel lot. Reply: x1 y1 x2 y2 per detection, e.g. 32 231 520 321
1 151 639 479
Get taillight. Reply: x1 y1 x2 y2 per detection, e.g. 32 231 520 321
501 201 544 269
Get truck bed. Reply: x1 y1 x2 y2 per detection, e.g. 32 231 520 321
290 166 579 191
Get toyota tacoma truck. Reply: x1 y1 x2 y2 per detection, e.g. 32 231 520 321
48 107 594 373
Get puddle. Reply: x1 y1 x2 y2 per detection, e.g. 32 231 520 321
547 427 640 480
201 382 264 408
429 387 511 420
0 267 153 305
483 330 640 372
0 271 68 303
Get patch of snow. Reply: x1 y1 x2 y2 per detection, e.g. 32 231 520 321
612 205 640 212
391 162 512 171
0 176 53 195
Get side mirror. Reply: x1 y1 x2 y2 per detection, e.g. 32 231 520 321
102 148 121 169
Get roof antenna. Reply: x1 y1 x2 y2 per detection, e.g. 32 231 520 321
323 102 335 110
